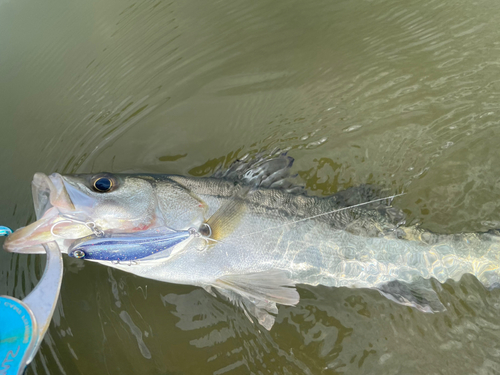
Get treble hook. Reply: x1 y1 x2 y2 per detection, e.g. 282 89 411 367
85 222 105 238
50 216 105 238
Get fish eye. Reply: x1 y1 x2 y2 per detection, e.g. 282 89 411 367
72 249 86 259
93 177 113 192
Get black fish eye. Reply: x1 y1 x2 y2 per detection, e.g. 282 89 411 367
93 177 113 192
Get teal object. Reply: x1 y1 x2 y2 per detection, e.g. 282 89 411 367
0 242 63 374
0 226 12 236
0 297 36 375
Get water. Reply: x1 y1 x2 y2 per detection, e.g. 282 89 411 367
1 0 500 373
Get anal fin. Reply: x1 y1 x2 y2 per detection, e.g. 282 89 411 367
212 269 300 330
376 278 446 313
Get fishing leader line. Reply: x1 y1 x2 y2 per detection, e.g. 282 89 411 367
236 192 406 239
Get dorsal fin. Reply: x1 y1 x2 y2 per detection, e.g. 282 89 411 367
213 151 304 193
212 151 406 230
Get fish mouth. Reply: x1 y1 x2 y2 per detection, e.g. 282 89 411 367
32 173 74 220
3 173 91 254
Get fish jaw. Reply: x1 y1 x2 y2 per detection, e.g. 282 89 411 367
3 173 92 254
32 172 74 219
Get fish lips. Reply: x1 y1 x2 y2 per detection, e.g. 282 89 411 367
3 173 85 254
32 172 75 219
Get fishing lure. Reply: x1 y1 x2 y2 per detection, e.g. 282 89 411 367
67 227 192 262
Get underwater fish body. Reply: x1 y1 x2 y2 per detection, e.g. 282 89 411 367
4 154 500 329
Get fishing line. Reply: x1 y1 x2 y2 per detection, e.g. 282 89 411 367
236 192 406 238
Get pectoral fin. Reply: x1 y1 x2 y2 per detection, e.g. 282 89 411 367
376 278 446 313
212 269 300 330
205 187 249 241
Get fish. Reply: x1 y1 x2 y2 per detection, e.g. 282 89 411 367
4 153 500 329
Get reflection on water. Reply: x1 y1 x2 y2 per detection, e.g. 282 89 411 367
159 279 500 374
2 0 500 373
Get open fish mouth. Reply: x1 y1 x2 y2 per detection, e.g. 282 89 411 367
3 173 91 254
32 173 75 220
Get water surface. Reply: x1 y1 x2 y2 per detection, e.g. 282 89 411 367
1 0 500 373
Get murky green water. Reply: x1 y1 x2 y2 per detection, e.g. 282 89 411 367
2 0 500 373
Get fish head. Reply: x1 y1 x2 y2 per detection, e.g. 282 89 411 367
4 172 159 254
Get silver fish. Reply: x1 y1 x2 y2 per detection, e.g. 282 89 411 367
4 154 500 329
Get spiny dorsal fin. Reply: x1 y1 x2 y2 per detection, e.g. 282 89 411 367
214 152 303 193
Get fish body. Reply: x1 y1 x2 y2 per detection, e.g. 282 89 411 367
4 155 500 329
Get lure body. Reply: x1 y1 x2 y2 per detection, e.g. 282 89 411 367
68 228 191 262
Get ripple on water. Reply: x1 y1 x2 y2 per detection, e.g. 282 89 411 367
2 0 500 373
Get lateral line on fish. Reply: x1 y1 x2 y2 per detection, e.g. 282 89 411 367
237 192 406 238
